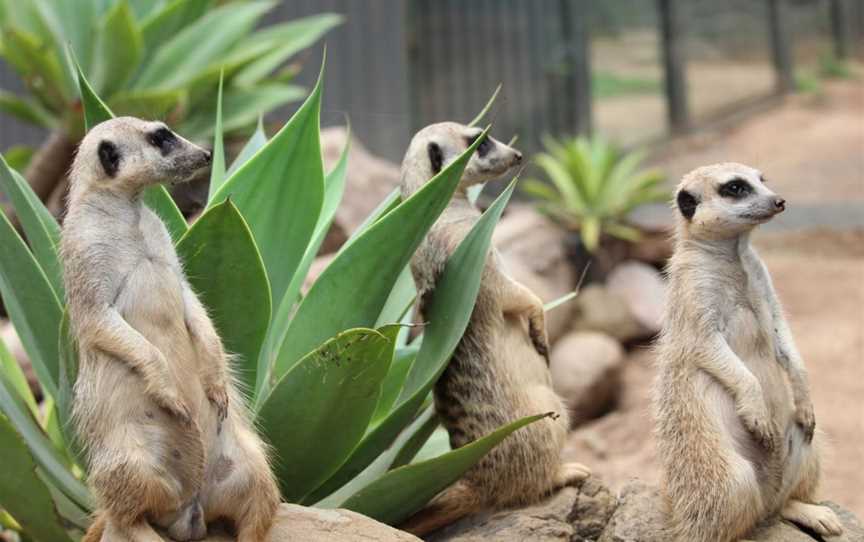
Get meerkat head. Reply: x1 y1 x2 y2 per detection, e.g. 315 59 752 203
674 162 786 240
70 117 211 197
400 122 522 197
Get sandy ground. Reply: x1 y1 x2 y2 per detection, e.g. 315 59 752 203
564 80 864 516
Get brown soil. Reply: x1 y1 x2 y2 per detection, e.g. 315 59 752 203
564 80 864 516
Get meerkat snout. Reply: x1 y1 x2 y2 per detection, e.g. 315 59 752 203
674 162 786 240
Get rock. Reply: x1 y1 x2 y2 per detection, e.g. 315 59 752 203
549 332 624 425
320 127 401 253
598 482 667 542
606 262 666 335
0 320 39 398
204 504 420 542
428 478 616 542
625 230 673 267
494 205 577 342
600 481 864 542
571 285 648 342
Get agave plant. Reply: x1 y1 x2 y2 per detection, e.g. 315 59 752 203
0 59 546 540
522 136 667 252
0 0 340 199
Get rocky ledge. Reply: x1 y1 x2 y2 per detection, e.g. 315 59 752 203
428 479 863 542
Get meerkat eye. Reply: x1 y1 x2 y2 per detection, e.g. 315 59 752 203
466 133 494 158
718 178 752 199
148 127 177 155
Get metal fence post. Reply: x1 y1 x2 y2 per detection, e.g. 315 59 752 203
551 0 592 136
658 0 689 133
768 0 795 93
829 0 851 60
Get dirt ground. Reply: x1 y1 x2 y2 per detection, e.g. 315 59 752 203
563 80 864 516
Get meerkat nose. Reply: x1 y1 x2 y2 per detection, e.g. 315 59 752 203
203 149 212 163
513 150 523 164
774 197 786 211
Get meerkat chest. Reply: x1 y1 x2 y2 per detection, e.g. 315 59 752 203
723 274 776 366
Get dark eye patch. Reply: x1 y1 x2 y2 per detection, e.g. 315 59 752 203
427 142 443 174
465 133 494 158
676 189 699 220
718 177 753 199
98 140 120 178
148 127 178 155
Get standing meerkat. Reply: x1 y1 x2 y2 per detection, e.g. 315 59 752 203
399 122 591 536
653 163 843 542
62 117 279 542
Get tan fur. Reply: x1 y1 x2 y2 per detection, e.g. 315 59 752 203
399 123 591 536
62 117 279 541
652 163 843 541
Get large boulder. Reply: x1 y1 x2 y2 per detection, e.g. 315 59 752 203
570 285 648 343
425 479 863 541
549 332 624 426
320 127 401 253
494 205 576 343
203 504 420 542
605 262 666 336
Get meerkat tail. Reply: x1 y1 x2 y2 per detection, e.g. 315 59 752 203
400 480 482 537
82 513 107 542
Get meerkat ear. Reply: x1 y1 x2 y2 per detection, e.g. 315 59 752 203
676 189 699 220
428 142 443 175
98 140 120 178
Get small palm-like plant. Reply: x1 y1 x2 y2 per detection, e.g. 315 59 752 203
0 0 340 199
522 136 667 252
0 60 546 540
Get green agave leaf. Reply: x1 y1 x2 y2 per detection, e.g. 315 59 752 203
312 404 436 508
375 265 415 327
233 13 343 86
207 72 226 200
176 200 271 394
4 28 68 110
90 1 142 96
129 0 167 19
56 311 84 467
370 345 416 426
140 0 211 58
0 336 38 417
0 413 75 542
135 1 273 90
580 216 601 252
180 83 306 140
209 65 325 314
389 408 440 469
0 373 92 510
273 127 491 385
342 413 551 525
306 178 515 502
3 146 36 171
0 155 63 297
257 134 349 393
107 88 186 120
76 59 188 240
258 326 395 503
0 208 62 400
467 83 501 127
226 116 266 177
0 89 55 127
36 0 99 78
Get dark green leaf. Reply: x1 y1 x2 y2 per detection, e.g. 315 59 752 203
0 336 38 417
140 0 211 57
0 208 62 399
209 67 325 314
0 413 75 542
0 89 55 127
207 72 226 200
176 200 270 394
226 116 266 177
0 155 63 297
342 413 550 525
90 1 142 96
258 327 394 502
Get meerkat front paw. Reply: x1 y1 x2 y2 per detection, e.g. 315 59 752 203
528 312 550 363
782 501 844 537
555 462 592 488
205 379 229 427
794 396 816 442
738 401 777 452
151 387 194 427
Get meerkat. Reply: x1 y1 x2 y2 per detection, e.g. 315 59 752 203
652 163 843 542
61 117 279 542
398 122 591 536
